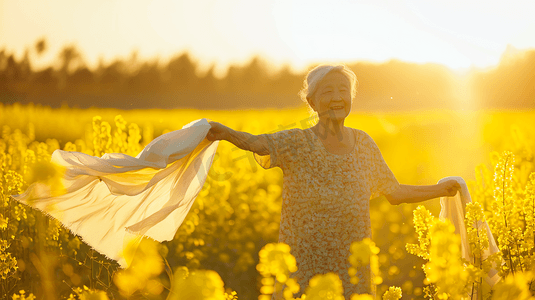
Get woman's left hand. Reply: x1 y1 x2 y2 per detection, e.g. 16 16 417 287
441 180 462 197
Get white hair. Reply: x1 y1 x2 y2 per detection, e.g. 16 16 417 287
298 64 358 123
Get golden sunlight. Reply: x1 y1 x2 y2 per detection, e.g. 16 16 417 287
2 1 535 300
2 0 534 73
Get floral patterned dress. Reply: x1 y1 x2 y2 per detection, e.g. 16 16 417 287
254 127 400 299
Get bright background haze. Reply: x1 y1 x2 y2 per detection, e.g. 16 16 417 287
1 0 534 111
2 0 535 75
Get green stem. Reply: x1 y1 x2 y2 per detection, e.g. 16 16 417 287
502 156 515 276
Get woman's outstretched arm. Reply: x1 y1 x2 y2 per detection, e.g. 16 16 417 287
385 180 461 205
207 121 269 155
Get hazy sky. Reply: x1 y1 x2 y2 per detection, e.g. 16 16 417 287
1 0 534 75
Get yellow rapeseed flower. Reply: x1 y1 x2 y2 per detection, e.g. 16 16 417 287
11 290 35 300
382 286 402 300
257 243 297 281
350 293 374 300
349 238 382 286
303 273 344 300
168 269 226 300
113 238 164 296
424 219 469 299
406 205 434 260
79 289 110 300
491 271 534 300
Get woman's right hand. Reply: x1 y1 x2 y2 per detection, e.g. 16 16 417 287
206 121 228 141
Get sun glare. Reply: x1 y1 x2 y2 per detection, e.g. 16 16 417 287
1 0 534 73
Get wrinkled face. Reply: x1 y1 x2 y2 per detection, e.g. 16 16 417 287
308 71 352 123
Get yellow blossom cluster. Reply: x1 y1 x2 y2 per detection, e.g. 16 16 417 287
1 104 535 299
113 238 165 297
256 242 299 300
406 149 535 299
67 285 110 300
382 286 402 300
491 271 534 300
348 238 381 287
304 273 345 300
11 290 36 300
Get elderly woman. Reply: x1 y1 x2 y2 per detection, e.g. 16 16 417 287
207 64 460 299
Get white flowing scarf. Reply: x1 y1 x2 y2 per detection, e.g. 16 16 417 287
437 176 501 291
12 118 503 283
12 118 218 267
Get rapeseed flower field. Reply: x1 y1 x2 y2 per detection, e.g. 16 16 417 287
1 103 534 299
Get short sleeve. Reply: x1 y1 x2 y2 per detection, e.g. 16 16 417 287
253 129 300 170
362 132 400 199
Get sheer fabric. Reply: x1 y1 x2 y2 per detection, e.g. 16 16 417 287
438 176 501 291
12 118 218 267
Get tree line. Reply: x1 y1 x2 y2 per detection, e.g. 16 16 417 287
0 39 533 110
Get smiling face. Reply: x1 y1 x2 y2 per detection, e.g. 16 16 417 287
307 71 352 123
